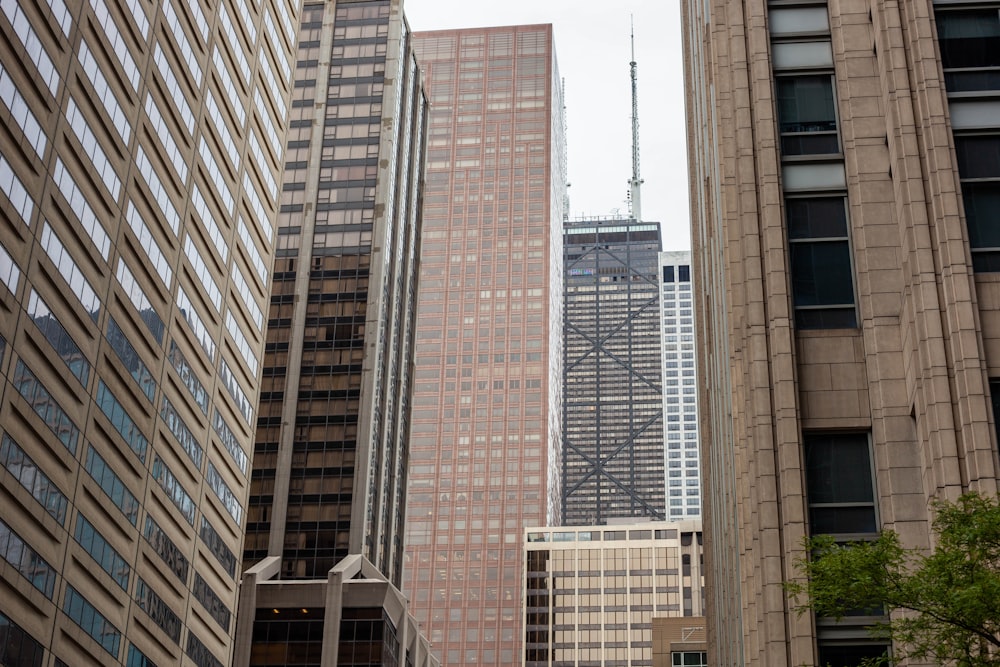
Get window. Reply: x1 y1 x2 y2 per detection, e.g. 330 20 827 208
27 291 90 385
0 518 57 598
64 586 121 656
85 445 140 525
955 135 1000 271
187 632 224 667
672 651 707 667
75 515 130 590
96 380 148 462
775 74 839 155
152 456 195 525
0 434 67 524
144 515 189 583
817 642 889 667
13 360 80 454
134 578 181 644
803 432 877 536
786 196 857 328
0 611 45 667
936 7 1000 92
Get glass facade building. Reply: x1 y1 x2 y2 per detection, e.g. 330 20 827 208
562 219 665 525
0 0 294 662
404 25 567 667
233 0 434 665
659 251 700 519
523 521 705 667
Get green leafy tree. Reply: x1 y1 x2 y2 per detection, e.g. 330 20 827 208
786 493 1000 667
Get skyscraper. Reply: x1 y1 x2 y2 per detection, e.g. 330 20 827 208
0 0 293 663
684 1 1000 665
233 0 433 664
404 25 567 666
659 251 700 520
562 218 665 525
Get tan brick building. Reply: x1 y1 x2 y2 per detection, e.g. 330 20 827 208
0 0 295 662
683 1 1000 665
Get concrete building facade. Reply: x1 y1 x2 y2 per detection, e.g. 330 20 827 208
523 521 704 667
683 1 1000 665
562 219 665 525
0 0 294 663
658 251 700 520
234 0 434 665
404 25 567 666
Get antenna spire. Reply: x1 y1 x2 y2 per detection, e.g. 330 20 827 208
628 16 643 221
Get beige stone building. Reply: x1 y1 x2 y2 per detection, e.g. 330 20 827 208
683 0 1000 665
523 521 704 667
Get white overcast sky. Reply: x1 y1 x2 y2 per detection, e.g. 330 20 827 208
404 0 691 250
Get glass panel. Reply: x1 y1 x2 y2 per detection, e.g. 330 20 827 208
950 100 1000 129
804 433 875 505
936 9 1000 70
790 241 855 306
955 136 1000 179
818 642 889 666
776 76 837 133
810 506 878 534
772 41 834 69
769 7 829 35
782 162 847 191
963 182 1000 249
794 307 858 330
786 197 848 239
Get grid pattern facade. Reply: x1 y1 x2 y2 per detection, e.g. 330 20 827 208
404 25 567 667
683 1 1000 665
243 0 425 588
235 0 431 664
562 220 665 525
523 522 704 667
659 251 700 519
0 0 294 662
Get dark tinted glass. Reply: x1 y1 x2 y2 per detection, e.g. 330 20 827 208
795 307 857 329
818 643 889 666
781 133 840 155
776 75 837 133
790 241 855 306
936 9 1000 70
810 506 879 534
955 136 1000 179
786 197 848 239
963 182 1000 249
804 433 874 504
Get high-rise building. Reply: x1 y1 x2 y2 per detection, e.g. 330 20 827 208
233 0 433 665
523 521 705 667
404 25 567 666
684 1 1000 665
0 0 294 663
562 218 665 525
658 251 700 520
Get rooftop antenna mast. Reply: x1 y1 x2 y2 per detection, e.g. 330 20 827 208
628 16 643 221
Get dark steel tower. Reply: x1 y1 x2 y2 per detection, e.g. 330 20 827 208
233 1 434 664
562 219 665 525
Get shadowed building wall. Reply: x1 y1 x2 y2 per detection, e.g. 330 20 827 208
232 0 434 665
